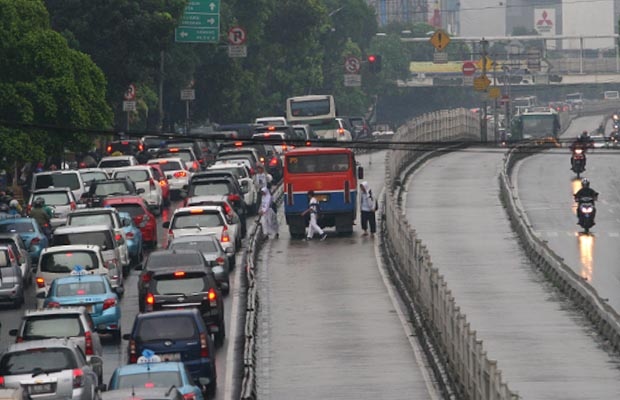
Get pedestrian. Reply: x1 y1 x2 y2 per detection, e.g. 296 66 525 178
254 163 272 191
359 181 377 236
258 187 279 239
301 190 327 241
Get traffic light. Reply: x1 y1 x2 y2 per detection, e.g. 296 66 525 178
367 54 382 73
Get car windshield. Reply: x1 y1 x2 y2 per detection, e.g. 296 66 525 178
136 315 198 341
69 214 114 228
40 251 99 272
0 222 35 234
80 171 107 183
23 315 84 340
116 371 182 390
154 274 207 295
110 204 144 218
114 170 149 182
0 348 78 375
190 183 230 197
170 239 219 253
53 232 113 250
154 161 183 172
172 213 223 229
94 182 131 196
34 173 80 191
33 192 70 206
55 281 106 297
99 159 131 168
146 253 203 268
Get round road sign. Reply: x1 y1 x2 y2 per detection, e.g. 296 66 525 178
462 61 476 76
344 56 361 74
228 26 247 45
124 84 136 101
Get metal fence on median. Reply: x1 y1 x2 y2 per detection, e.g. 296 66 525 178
382 108 521 400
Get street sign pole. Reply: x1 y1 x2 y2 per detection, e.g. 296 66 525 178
185 100 190 135
480 38 489 143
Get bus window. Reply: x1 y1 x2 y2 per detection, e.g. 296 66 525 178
286 154 350 174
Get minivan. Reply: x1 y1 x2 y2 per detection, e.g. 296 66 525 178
31 170 86 202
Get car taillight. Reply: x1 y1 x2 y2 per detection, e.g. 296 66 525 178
129 339 137 363
193 161 199 171
146 293 154 304
338 128 345 136
207 288 217 307
149 178 156 190
126 231 134 239
159 179 167 187
183 393 196 400
73 369 84 388
84 331 94 355
70 201 76 210
36 277 45 288
106 145 112 153
282 144 288 151
168 229 174 240
199 332 209 357
103 297 116 310
215 256 225 266
269 157 278 167
221 227 230 243
141 273 151 283
228 194 240 202
173 171 187 178
46 301 60 308
305 140 312 146
115 233 122 242
30 237 40 246
259 156 265 163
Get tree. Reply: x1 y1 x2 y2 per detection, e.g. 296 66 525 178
0 0 112 171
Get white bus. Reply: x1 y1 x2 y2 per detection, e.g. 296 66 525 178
285 95 336 124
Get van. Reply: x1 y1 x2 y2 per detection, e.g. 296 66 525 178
31 170 86 202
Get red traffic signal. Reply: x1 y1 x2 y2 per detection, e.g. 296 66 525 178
367 54 382 73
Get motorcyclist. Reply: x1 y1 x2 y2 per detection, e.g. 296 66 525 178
8 199 22 216
569 130 593 169
29 197 52 237
574 178 599 223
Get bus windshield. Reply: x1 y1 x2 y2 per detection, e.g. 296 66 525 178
521 115 557 137
286 154 350 174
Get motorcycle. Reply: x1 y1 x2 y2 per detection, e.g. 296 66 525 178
571 148 586 177
575 195 597 234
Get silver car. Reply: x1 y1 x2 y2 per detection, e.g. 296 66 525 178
0 339 103 400
0 233 32 287
0 246 24 307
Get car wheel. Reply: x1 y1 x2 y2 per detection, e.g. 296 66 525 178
206 371 217 398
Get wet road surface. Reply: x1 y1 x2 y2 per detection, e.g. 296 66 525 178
405 128 620 398
255 151 440 399
516 116 620 312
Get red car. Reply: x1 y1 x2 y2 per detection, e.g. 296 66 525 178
102 196 158 248
147 163 170 206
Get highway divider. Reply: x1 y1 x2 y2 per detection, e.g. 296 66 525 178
381 108 521 399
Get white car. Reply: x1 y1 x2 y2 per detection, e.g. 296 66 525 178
255 116 287 126
112 166 164 215
314 118 353 141
28 187 77 228
163 206 239 265
97 155 139 175
65 208 131 274
147 157 192 199
31 170 86 203
206 163 258 213
34 244 109 300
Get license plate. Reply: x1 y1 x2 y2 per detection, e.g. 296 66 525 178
29 383 53 394
159 352 181 361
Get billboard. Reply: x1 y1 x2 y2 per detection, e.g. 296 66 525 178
562 0 614 49
534 8 556 49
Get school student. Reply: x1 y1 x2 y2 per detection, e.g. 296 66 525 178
301 190 327 241
359 181 377 236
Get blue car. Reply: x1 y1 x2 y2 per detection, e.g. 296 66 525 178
118 211 143 266
0 217 49 263
44 270 123 342
108 354 204 400
123 309 217 397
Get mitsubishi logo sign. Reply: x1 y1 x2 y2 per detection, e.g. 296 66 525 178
534 9 555 35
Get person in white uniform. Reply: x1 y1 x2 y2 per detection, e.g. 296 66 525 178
259 186 279 239
301 190 327 241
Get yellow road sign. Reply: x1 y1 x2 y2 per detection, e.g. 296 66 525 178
488 87 501 99
429 29 450 51
473 75 491 91
475 56 495 71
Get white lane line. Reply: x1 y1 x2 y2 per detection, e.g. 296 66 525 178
609 232 619 237
223 251 244 400
374 187 441 400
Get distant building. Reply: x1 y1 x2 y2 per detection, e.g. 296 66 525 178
562 0 615 49
459 0 506 37
366 0 428 26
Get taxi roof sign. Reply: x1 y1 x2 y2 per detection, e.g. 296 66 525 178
430 29 450 51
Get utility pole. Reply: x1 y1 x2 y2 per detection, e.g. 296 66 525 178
158 50 165 132
480 38 489 142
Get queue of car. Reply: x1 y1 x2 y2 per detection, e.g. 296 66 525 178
0 130 291 399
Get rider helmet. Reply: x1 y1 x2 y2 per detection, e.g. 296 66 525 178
33 197 45 208
8 199 18 209
581 178 590 188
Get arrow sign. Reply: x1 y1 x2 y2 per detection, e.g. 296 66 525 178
176 0 220 43
209 2 216 11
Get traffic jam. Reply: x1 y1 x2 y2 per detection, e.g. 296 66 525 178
0 131 288 400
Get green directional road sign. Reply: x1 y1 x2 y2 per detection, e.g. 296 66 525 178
175 0 220 43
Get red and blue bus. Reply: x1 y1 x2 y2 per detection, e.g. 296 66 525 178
283 147 363 237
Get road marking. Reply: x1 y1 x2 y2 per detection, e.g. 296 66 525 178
608 232 619 237
374 187 441 400
223 251 243 400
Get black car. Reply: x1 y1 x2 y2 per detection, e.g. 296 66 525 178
163 138 213 169
106 139 144 156
81 177 143 208
144 265 225 346
137 249 207 311
186 176 247 235
218 145 283 182
342 116 371 139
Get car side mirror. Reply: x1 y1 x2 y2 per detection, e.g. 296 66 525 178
166 174 173 179
225 247 234 255
9 329 17 337
122 333 132 341
137 188 146 194
162 221 170 229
